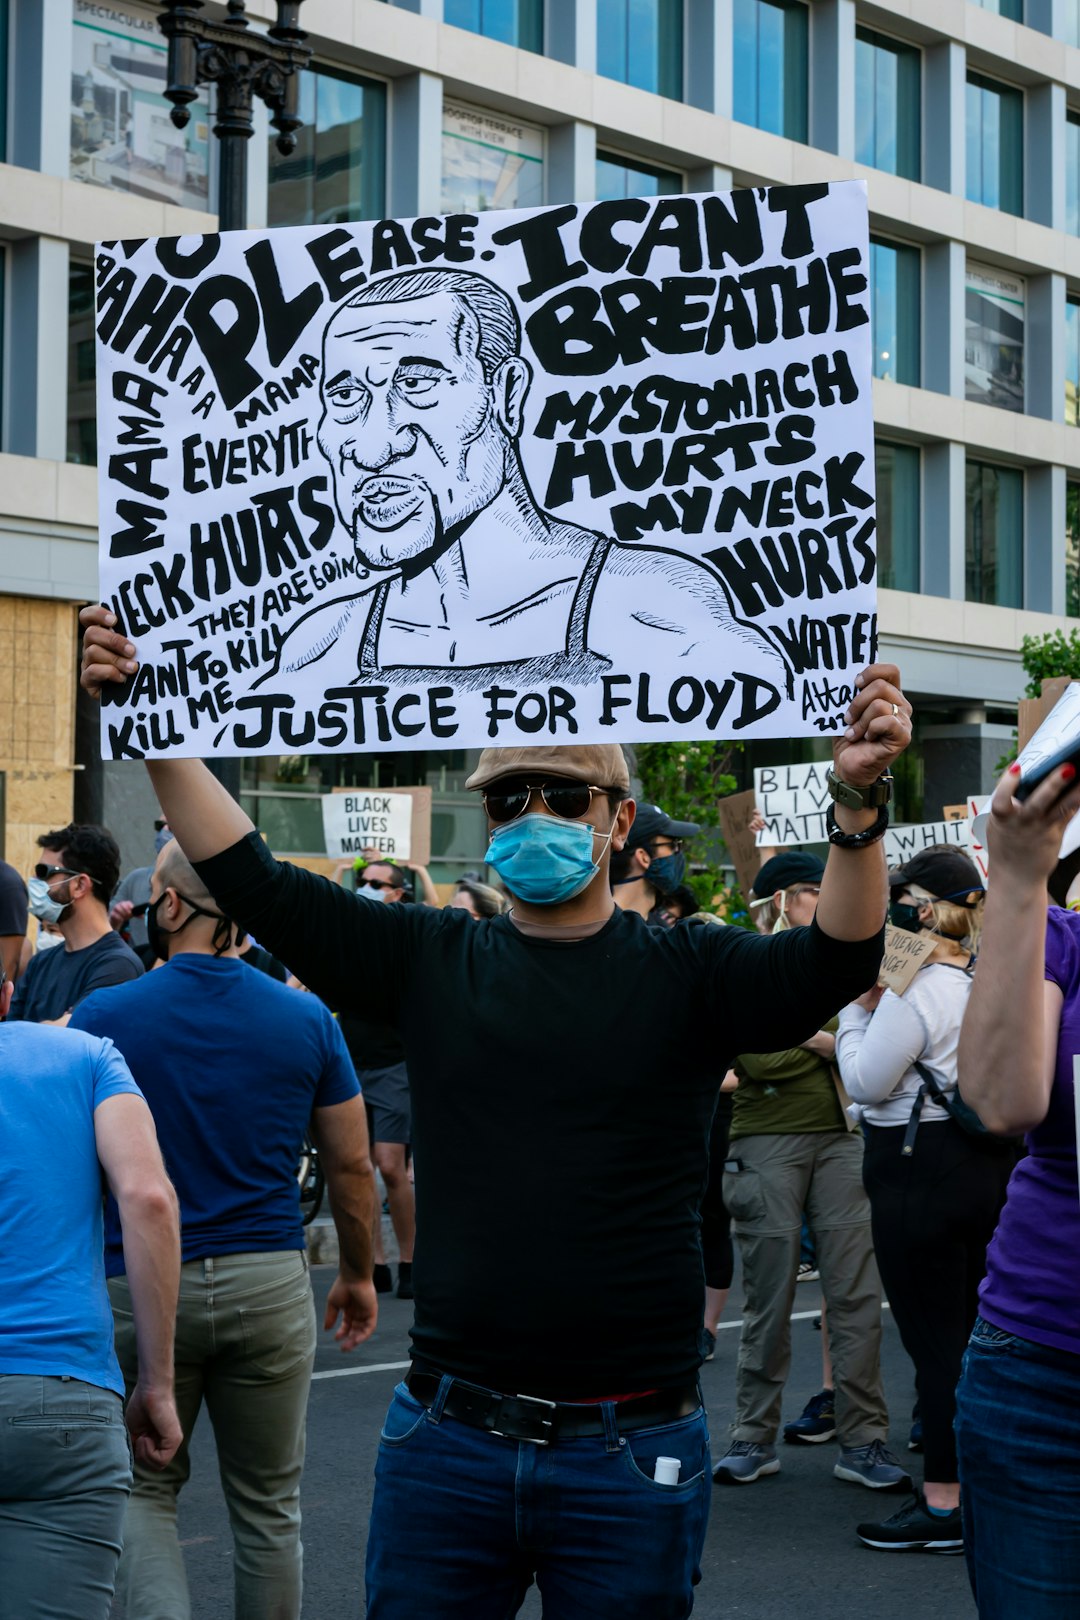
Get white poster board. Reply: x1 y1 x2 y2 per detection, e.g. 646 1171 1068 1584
322 790 414 860
753 765 972 862
94 180 875 759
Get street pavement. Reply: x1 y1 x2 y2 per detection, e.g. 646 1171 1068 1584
111 1257 976 1619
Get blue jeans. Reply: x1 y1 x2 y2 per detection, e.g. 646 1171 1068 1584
366 1380 711 1618
956 1316 1080 1617
0 1375 132 1620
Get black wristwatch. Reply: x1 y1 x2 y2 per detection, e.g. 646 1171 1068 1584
825 803 889 849
825 768 893 812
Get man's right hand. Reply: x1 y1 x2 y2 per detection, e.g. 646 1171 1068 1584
80 604 138 698
125 1381 183 1469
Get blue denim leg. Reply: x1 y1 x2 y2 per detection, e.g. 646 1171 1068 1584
365 1385 711 1620
956 1317 1080 1618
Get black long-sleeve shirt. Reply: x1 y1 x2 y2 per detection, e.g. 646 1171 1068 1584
196 833 882 1397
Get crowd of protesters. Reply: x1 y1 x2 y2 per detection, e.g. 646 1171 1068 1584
1 615 1077 1618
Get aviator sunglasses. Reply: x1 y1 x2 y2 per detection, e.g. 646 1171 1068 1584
482 781 610 826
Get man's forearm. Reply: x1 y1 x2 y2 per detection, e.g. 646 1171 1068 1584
326 1164 377 1280
815 805 888 943
146 760 254 864
119 1186 181 1390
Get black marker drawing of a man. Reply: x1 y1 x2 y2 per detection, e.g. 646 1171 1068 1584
267 266 781 692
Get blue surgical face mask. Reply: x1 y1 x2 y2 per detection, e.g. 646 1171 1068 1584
28 876 68 925
485 814 612 906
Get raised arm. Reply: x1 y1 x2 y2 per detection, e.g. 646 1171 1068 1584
958 761 1079 1134
94 1091 183 1468
815 664 912 943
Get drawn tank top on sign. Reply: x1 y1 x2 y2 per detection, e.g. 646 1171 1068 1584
355 534 615 689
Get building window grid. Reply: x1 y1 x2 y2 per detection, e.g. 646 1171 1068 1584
965 71 1024 217
1067 297 1080 427
875 440 921 594
67 260 97 468
444 0 544 52
268 64 387 228
732 0 808 143
966 459 1024 608
595 149 682 200
1067 481 1080 618
869 237 921 387
855 27 921 182
597 0 684 101
1068 113 1080 238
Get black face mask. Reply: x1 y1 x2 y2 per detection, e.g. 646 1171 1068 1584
147 891 234 962
889 899 925 935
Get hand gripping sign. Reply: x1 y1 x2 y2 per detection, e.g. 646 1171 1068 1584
94 181 876 760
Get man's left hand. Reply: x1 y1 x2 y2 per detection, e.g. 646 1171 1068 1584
832 665 912 789
324 1273 378 1351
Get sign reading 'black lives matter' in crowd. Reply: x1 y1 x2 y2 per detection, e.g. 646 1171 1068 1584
95 180 875 760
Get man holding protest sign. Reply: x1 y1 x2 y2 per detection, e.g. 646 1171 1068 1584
82 598 910 1616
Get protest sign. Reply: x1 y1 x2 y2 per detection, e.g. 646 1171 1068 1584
943 804 967 822
323 785 431 863
717 789 763 900
967 795 990 883
753 757 972 863
94 180 875 760
878 925 937 995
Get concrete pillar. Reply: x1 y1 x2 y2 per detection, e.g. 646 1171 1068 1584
10 0 72 176
1027 271 1065 423
1027 81 1065 230
389 72 444 218
686 0 732 120
810 0 856 159
548 0 596 73
548 121 598 204
6 237 69 462
923 40 966 197
923 240 965 399
1026 462 1067 613
922 441 966 600
922 721 1018 807
687 163 735 194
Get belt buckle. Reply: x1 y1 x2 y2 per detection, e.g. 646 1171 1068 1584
491 1392 557 1446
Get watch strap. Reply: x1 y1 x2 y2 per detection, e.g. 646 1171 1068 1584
826 768 893 812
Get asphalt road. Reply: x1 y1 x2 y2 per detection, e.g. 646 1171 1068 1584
109 1245 976 1620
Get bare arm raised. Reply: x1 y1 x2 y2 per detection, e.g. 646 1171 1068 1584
81 605 253 861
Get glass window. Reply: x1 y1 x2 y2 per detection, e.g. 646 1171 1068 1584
70 0 210 212
965 261 1025 413
855 29 920 181
0 0 8 165
1068 298 1080 427
1066 4 1080 47
874 442 920 593
1068 481 1080 618
966 461 1023 607
966 73 1023 216
595 151 681 200
67 262 97 467
869 238 921 386
441 100 544 214
445 0 544 51
597 0 683 100
972 0 1022 16
268 68 386 227
732 0 808 142
1068 113 1080 237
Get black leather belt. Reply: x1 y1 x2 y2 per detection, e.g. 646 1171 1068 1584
404 1370 700 1446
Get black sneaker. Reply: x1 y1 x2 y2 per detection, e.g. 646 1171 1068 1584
857 1491 964 1553
373 1263 393 1294
783 1389 836 1444
396 1262 414 1300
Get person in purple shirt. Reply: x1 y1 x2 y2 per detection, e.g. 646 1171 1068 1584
956 755 1080 1616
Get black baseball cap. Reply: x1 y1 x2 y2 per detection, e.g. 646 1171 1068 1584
751 851 826 897
626 802 700 850
889 846 984 906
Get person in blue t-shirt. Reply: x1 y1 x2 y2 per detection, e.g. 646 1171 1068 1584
10 822 143 1023
0 967 181 1620
69 837 378 1620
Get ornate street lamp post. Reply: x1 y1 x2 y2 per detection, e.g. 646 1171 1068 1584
158 1 312 232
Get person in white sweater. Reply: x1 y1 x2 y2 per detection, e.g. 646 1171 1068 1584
836 846 1018 1556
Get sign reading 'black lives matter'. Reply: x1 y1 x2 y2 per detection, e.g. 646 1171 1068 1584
95 180 875 760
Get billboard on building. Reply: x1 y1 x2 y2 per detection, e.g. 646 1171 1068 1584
93 180 876 759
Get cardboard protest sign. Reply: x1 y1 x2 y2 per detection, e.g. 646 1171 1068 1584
94 180 875 760
879 925 937 995
323 785 432 864
753 761 832 844
716 789 763 900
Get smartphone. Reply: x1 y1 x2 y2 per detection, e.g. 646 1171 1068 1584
1014 738 1080 802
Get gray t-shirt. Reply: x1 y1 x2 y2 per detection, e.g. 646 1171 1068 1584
8 931 144 1023
112 865 153 951
0 859 27 937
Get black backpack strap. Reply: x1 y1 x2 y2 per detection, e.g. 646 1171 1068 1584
902 1081 928 1157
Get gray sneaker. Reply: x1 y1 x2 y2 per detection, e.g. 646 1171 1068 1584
712 1441 780 1485
834 1440 911 1491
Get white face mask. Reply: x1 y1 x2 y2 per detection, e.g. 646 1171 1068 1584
36 928 65 952
357 882 390 902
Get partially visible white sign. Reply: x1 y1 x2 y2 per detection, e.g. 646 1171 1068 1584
967 794 990 883
322 790 413 860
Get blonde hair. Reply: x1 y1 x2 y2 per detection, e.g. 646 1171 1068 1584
907 883 984 955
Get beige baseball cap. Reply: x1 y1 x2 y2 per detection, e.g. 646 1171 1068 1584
466 744 631 794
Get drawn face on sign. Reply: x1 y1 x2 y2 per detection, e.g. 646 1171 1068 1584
317 286 530 570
